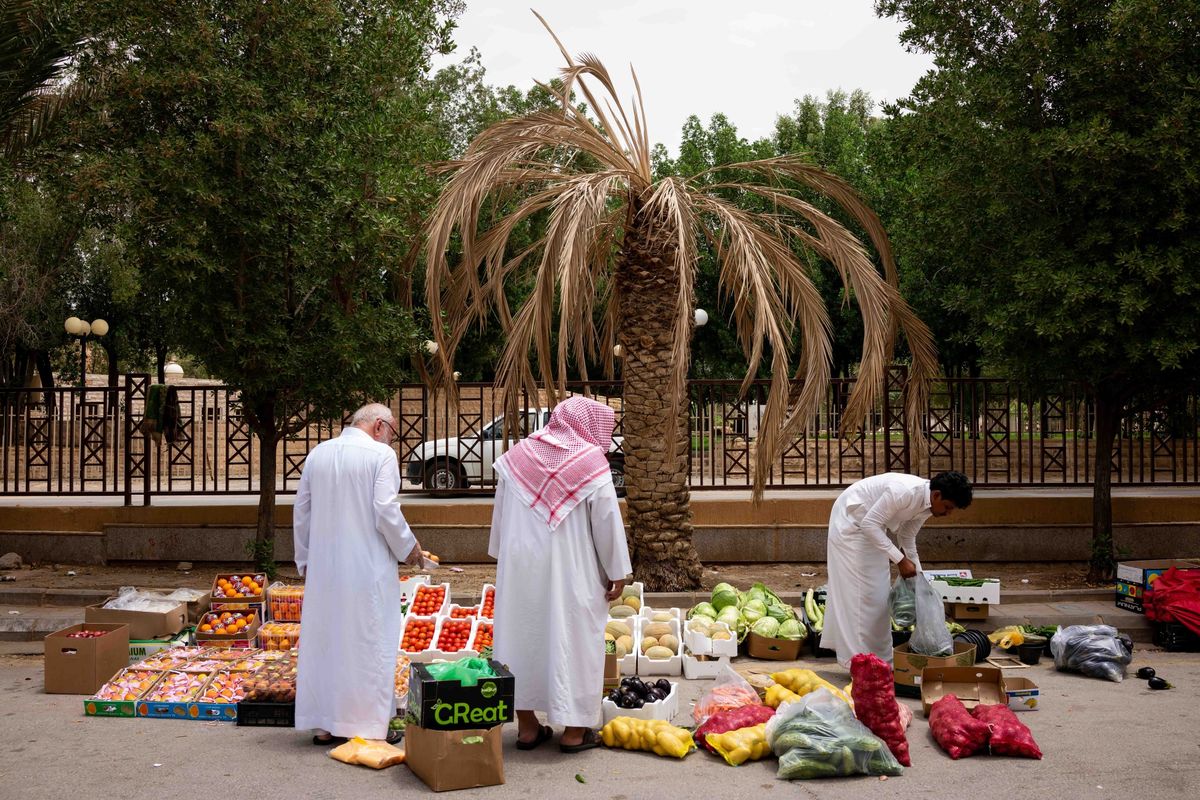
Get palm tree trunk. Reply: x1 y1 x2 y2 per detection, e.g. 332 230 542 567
616 214 703 591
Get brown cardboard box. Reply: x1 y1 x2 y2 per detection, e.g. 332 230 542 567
1004 675 1040 711
603 652 620 690
920 666 1005 717
892 640 976 688
85 601 187 641
948 602 989 620
405 724 505 792
746 632 804 660
44 623 131 695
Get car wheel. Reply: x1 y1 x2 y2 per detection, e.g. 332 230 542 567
424 461 465 491
609 458 626 497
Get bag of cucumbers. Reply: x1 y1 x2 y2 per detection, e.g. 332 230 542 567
764 688 903 779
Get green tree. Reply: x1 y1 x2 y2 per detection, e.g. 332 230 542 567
876 0 1200 578
66 0 461 571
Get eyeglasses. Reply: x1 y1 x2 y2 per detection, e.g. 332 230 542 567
377 418 399 440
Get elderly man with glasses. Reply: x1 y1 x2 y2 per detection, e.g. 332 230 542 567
294 403 422 746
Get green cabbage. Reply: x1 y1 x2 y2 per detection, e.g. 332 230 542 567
689 602 718 620
751 617 780 638
778 619 806 640
711 583 740 612
716 605 744 636
743 585 768 606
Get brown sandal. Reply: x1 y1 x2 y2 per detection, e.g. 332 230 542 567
516 724 553 750
559 729 601 753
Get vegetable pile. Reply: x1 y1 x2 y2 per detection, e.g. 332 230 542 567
606 676 672 710
693 667 763 724
928 694 990 759
971 704 1043 759
765 688 903 779
600 717 695 758
849 653 911 766
770 668 853 707
706 723 772 766
1050 624 1133 682
693 704 775 753
690 582 804 644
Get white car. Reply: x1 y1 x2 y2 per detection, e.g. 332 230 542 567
405 407 625 492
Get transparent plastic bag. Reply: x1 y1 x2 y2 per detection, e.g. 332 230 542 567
889 577 916 628
764 688 903 779
1050 624 1132 682
102 587 184 613
694 664 764 724
909 572 954 657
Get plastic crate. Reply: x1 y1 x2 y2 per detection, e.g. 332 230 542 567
1154 621 1200 652
235 701 295 727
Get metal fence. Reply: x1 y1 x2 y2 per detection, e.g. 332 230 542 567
3 371 1198 502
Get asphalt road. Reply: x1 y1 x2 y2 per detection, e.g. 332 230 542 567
2 653 1198 800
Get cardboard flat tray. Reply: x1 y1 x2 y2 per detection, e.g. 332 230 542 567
920 666 1006 717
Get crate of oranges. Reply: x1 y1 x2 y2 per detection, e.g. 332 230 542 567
211 573 266 604
196 608 261 648
259 621 300 651
267 583 304 621
409 582 450 616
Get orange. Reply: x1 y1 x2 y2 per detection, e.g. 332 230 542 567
200 624 213 633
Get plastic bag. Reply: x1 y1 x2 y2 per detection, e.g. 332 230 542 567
1050 624 1133 682
988 625 1026 649
971 704 1043 759
693 664 763 725
102 587 187 613
765 688 903 779
849 653 911 766
694 704 775 752
706 723 771 766
329 737 406 769
425 656 495 686
928 694 990 759
889 577 916 629
909 571 954 657
769 668 853 707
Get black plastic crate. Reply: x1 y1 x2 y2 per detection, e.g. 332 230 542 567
1153 621 1200 652
236 701 295 727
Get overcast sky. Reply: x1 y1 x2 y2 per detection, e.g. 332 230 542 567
433 1 935 154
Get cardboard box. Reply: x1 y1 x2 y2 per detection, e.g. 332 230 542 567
405 724 504 792
920 666 1006 717
1004 675 1040 712
44 623 131 695
746 632 804 661
603 651 619 689
1115 559 1200 613
892 641 976 689
84 669 164 717
948 602 989 620
128 629 193 664
195 607 262 649
210 572 267 604
85 599 188 640
408 660 515 731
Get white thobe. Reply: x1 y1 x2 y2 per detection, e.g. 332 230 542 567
293 427 418 739
820 472 930 668
488 463 632 728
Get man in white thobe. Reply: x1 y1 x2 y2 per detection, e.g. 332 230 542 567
820 471 972 668
489 396 632 753
294 403 421 744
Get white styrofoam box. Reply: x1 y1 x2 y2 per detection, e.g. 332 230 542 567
421 615 478 662
399 613 441 656
478 583 496 619
469 618 493 652
682 651 731 680
398 574 431 609
923 569 974 581
601 680 679 724
639 606 685 625
409 582 452 616
607 614 639 674
683 620 738 658
608 581 644 613
636 617 682 676
446 603 480 619
931 578 1001 605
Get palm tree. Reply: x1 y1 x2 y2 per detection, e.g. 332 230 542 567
0 0 88 159
424 15 937 590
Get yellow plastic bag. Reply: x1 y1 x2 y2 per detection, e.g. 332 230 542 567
988 626 1025 649
705 723 771 766
329 737 406 769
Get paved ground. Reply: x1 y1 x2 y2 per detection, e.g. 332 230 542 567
0 651 1197 799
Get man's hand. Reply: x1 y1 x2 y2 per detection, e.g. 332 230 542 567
404 541 424 567
897 556 917 579
605 579 625 603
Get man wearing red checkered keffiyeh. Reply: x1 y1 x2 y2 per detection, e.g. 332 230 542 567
488 396 633 753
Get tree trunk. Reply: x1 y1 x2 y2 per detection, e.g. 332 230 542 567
249 399 280 577
1088 391 1120 582
615 211 703 591
35 350 56 412
156 345 167 385
101 339 119 416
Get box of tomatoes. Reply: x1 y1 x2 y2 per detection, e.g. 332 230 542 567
401 614 481 662
408 582 450 617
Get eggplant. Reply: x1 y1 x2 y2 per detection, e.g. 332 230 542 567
620 676 638 689
655 678 672 693
617 693 638 708
630 697 645 709
1136 667 1156 680
626 677 648 697
1148 676 1171 690
645 688 665 702
607 689 623 703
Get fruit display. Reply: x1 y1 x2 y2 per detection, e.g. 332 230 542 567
212 573 266 600
770 669 853 707
449 605 478 619
606 677 673 710
410 584 447 616
480 586 495 618
600 716 695 758
639 620 680 659
400 616 436 653
436 618 473 653
268 584 304 621
146 671 210 703
182 655 258 673
259 622 301 651
605 619 635 658
197 609 258 637
94 669 162 702
199 671 249 704
137 651 195 671
706 723 772 766
607 586 642 618
395 656 411 699
64 629 111 639
470 621 493 652
242 657 297 703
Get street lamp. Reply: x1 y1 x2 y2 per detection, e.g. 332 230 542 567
694 308 709 328
64 316 107 388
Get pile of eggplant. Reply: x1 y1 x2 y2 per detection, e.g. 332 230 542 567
607 677 672 709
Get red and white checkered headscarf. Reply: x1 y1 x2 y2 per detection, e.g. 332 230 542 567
495 396 616 530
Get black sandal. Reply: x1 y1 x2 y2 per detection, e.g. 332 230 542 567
386 729 404 746
515 724 553 751
312 734 348 746
559 729 601 753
